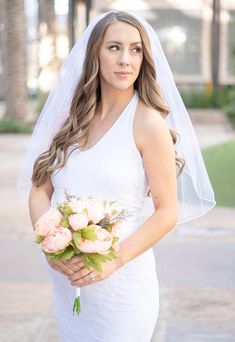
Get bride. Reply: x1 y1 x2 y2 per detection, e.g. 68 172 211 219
18 11 215 342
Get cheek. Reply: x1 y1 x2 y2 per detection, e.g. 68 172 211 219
134 56 143 72
99 50 114 68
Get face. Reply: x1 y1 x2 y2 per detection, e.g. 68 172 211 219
98 21 143 91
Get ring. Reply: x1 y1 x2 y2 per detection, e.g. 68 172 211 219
89 273 95 281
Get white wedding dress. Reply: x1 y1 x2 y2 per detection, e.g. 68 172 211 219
46 90 159 341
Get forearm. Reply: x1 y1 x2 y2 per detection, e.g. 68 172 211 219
28 188 52 228
117 207 177 267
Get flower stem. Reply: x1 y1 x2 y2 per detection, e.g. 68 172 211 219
73 297 81 315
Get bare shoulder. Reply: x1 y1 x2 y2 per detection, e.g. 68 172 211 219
133 99 172 157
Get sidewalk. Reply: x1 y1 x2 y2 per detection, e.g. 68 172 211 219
0 117 235 341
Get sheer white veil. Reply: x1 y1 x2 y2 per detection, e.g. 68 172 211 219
17 11 216 224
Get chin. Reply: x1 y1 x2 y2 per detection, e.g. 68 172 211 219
111 82 134 91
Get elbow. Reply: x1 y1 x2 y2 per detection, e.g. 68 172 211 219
159 206 178 230
169 206 178 228
153 205 178 230
28 183 52 209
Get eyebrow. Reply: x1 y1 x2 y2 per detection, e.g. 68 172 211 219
105 41 142 45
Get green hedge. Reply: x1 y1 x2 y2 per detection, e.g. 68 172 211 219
0 116 33 133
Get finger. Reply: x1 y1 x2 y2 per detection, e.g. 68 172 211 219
49 262 64 274
57 261 74 276
71 272 97 287
70 264 82 272
68 267 88 282
61 259 80 272
67 256 83 265
65 260 83 272
46 258 74 275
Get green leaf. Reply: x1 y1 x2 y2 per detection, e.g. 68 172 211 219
57 203 65 215
88 255 103 272
111 209 118 215
81 254 92 271
112 237 119 244
104 250 117 260
44 251 56 258
54 251 65 260
69 240 81 253
64 204 73 216
93 253 109 263
83 208 88 216
73 231 82 246
81 225 97 240
61 246 75 260
104 224 113 233
61 216 69 228
35 235 45 243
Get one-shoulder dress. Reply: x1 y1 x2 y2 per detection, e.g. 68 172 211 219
46 90 159 341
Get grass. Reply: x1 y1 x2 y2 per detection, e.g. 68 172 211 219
202 139 235 208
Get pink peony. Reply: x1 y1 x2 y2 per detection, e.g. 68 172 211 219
76 225 113 253
34 208 62 237
69 198 84 213
85 199 106 223
69 197 106 223
40 227 72 253
69 213 89 231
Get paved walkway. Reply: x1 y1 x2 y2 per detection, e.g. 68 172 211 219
0 118 235 341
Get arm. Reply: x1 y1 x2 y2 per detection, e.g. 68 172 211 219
117 109 178 267
29 177 77 275
28 176 54 227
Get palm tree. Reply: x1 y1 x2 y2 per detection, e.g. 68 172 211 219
68 0 76 50
68 0 92 50
4 0 27 119
211 0 221 88
0 0 6 100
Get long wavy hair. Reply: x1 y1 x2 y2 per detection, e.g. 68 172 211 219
32 11 185 190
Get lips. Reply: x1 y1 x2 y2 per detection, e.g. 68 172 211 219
114 72 132 77
115 72 131 75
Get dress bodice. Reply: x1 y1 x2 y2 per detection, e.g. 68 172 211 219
50 90 150 221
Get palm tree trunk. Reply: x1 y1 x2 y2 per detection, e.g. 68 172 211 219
211 0 221 88
4 0 27 119
68 0 76 50
0 0 6 100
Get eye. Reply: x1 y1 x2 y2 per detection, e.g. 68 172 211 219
132 47 142 53
109 45 119 51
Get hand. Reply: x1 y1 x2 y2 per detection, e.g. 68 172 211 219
67 255 122 288
46 255 81 276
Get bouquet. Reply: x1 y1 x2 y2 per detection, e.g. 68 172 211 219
34 190 131 315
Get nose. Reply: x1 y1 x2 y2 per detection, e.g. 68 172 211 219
118 49 130 66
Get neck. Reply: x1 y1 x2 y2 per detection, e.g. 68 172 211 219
97 87 135 121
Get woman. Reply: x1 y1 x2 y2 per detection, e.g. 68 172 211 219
18 11 215 342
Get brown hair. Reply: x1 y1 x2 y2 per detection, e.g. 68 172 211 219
32 11 184 188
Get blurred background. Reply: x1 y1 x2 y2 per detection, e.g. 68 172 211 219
0 1 234 341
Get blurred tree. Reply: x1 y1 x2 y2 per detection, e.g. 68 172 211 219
0 0 6 99
38 0 58 71
211 0 220 88
68 0 92 50
3 0 27 119
68 0 76 50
